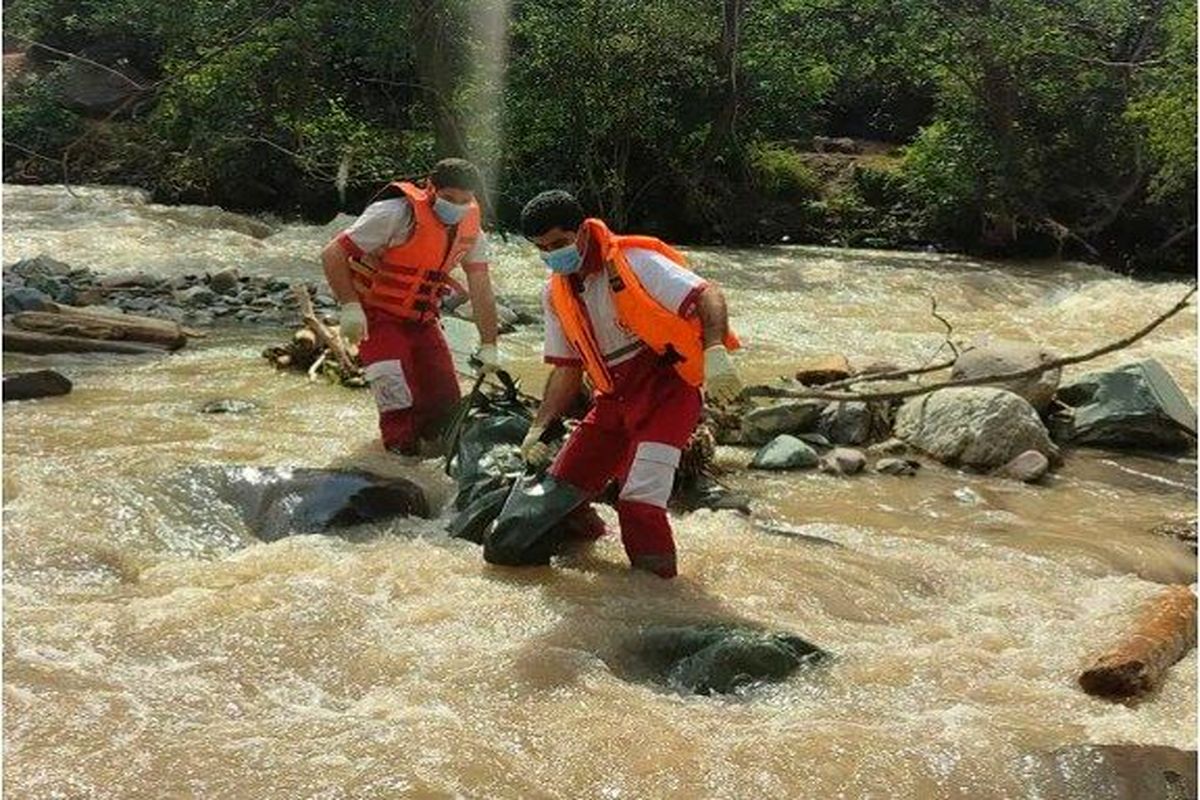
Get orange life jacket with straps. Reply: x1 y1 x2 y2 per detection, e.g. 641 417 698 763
548 218 740 395
349 181 481 322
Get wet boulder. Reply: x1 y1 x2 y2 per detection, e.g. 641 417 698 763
750 435 820 470
741 400 826 445
3 369 72 401
817 400 872 445
894 387 1058 470
629 625 828 695
178 466 431 542
1054 359 1196 452
951 339 1061 413
819 447 866 476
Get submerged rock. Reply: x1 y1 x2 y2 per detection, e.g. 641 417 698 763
1021 745 1196 800
629 625 828 695
1055 359 1196 452
894 387 1058 470
951 339 1061 412
741 400 826 445
750 435 820 470
200 398 259 415
176 466 431 542
3 369 72 401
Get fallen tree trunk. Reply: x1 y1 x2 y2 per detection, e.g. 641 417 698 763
9 305 188 350
3 327 167 355
1078 584 1197 700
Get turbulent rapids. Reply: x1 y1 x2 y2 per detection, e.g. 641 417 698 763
2 184 1195 799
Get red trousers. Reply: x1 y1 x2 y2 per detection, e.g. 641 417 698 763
549 349 702 578
358 308 461 455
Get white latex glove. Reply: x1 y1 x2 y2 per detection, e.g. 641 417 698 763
703 344 743 406
475 343 501 374
339 302 368 345
520 424 552 468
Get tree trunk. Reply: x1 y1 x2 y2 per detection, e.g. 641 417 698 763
703 0 748 162
3 327 169 354
410 0 468 158
9 305 187 349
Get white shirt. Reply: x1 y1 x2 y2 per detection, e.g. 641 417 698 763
340 197 489 268
543 248 707 366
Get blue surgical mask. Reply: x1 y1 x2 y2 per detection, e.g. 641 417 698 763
433 196 469 225
541 243 582 274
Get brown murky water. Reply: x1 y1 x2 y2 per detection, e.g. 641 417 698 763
3 184 1196 798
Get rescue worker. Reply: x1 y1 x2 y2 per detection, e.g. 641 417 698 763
321 158 502 455
517 190 743 578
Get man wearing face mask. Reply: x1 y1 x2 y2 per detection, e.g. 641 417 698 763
515 190 743 578
321 158 502 455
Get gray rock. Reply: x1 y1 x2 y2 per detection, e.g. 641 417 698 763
875 457 920 476
867 437 910 456
174 285 216 306
819 447 866 475
200 398 258 414
100 271 158 289
8 255 73 279
266 278 290 292
741 400 826 445
122 297 158 313
211 305 234 317
993 449 1049 483
796 432 832 449
951 339 1062 412
3 287 53 314
630 625 827 695
207 268 240 294
894 387 1058 470
24 275 75 304
750 435 820 470
818 401 872 445
189 311 214 326
1055 359 1196 452
3 369 72 401
153 306 187 323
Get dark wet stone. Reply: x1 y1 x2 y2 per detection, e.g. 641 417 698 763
1056 359 1197 452
628 625 828 695
3 369 72 401
175 466 431 541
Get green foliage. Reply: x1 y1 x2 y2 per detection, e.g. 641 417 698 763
2 0 1194 268
748 146 821 202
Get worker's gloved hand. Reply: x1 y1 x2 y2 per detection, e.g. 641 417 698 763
339 302 369 345
520 424 552 469
703 344 743 406
474 343 502 375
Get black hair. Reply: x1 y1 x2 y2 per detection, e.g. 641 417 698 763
520 190 585 238
430 158 481 193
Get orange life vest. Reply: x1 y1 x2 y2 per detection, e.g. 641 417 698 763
349 181 482 322
548 218 740 395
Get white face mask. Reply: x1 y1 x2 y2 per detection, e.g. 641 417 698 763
434 196 469 224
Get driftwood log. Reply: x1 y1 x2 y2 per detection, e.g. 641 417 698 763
1078 584 1197 700
3 327 167 355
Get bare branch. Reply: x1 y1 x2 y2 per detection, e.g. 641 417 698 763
743 287 1196 403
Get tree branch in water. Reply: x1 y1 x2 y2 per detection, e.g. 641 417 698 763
742 287 1197 403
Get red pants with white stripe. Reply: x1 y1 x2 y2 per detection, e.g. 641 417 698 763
358 308 461 455
549 349 702 578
